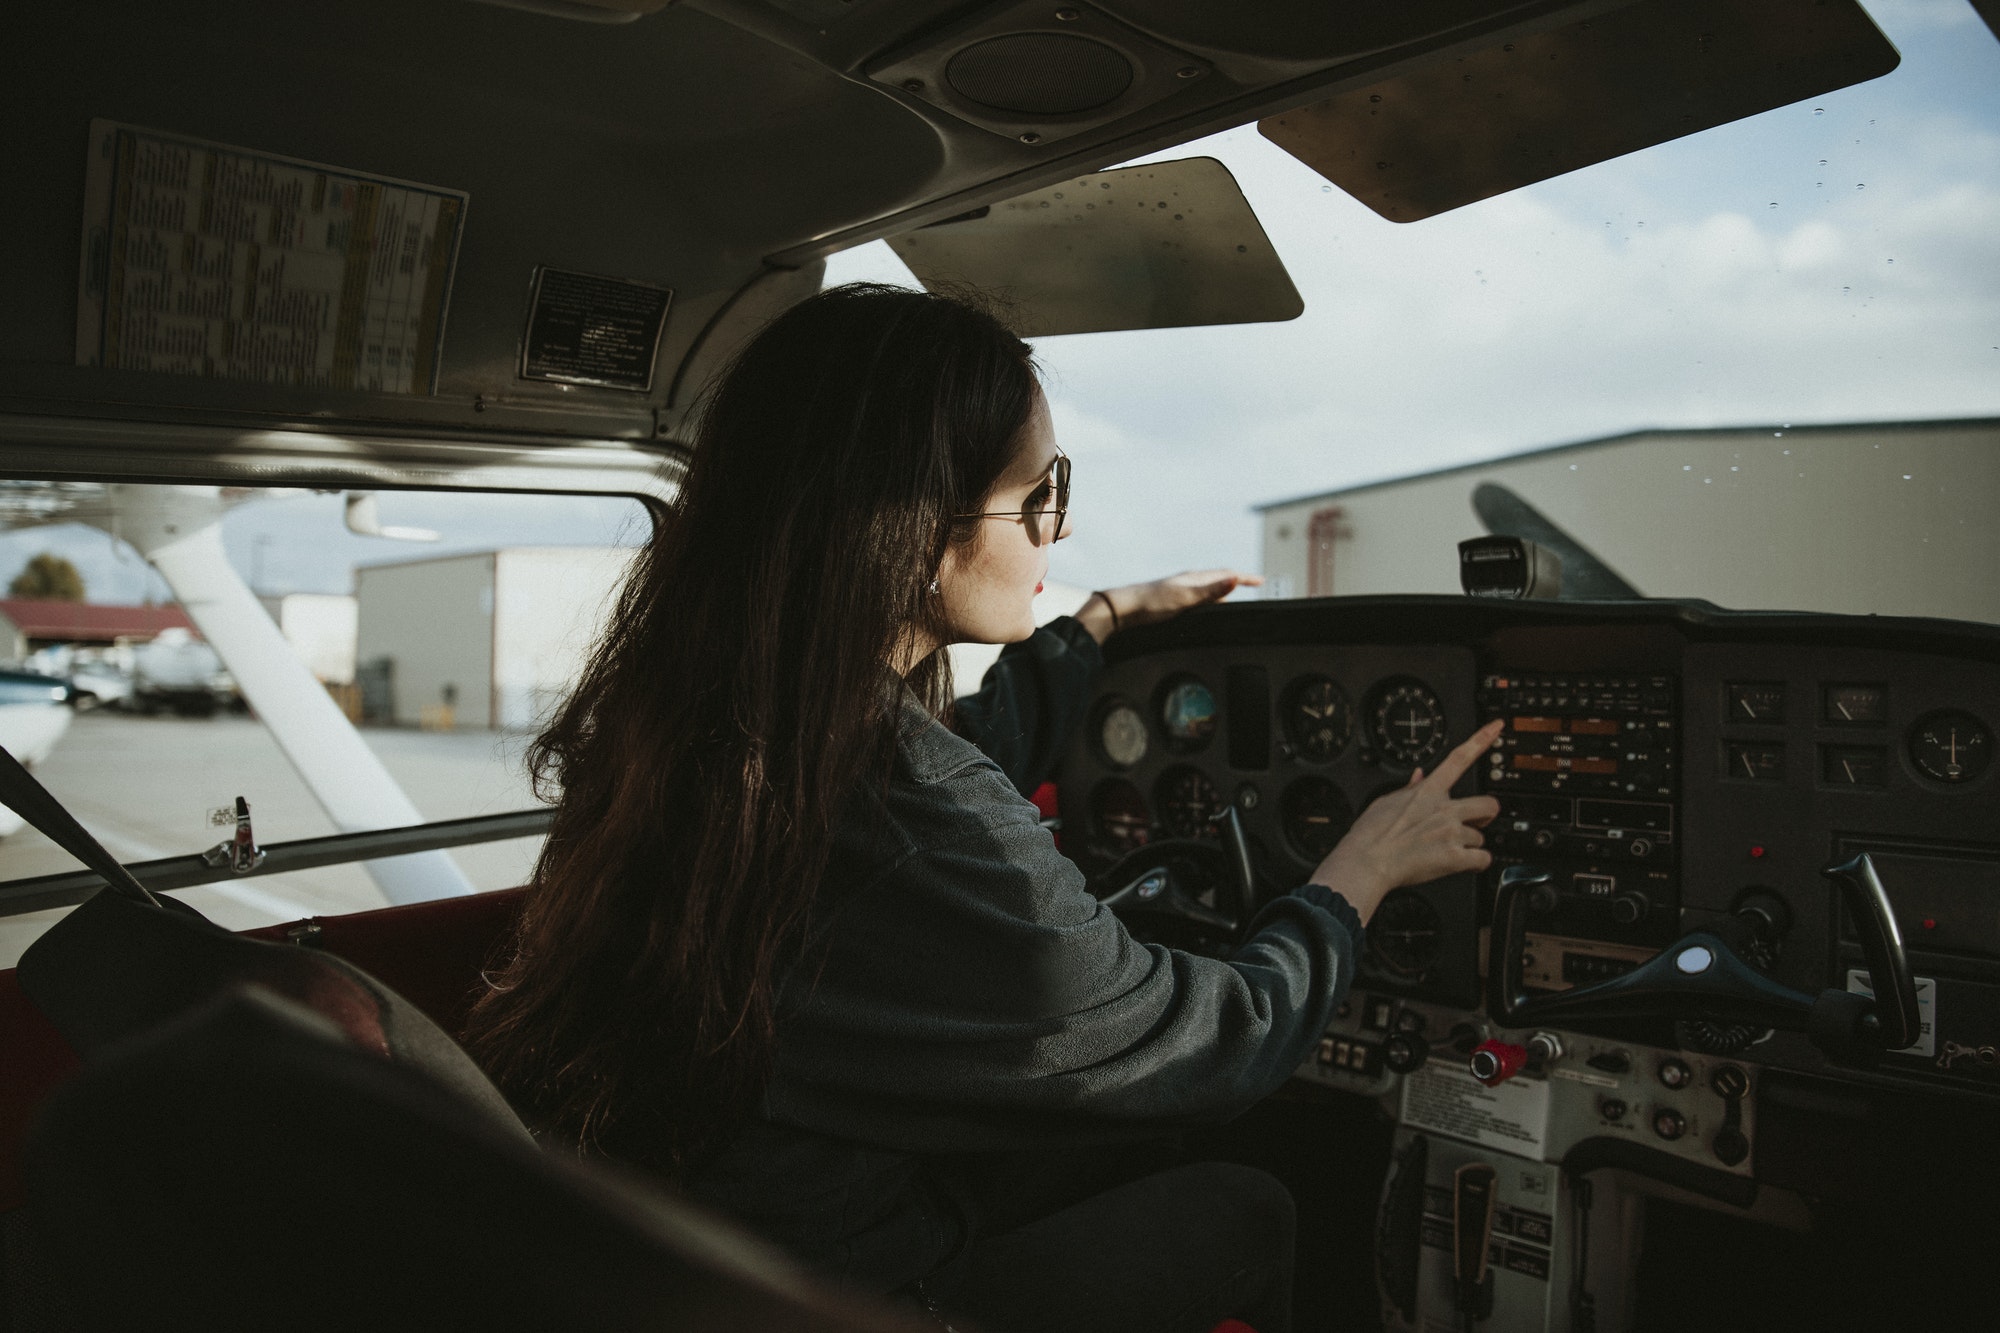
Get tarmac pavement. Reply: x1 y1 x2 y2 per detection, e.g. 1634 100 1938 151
0 711 545 966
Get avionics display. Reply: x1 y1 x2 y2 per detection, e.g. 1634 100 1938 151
1478 673 1682 956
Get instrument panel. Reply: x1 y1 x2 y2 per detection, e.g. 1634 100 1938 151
1055 598 2000 1097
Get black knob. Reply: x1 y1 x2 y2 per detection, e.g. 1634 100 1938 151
1653 1108 1687 1141
1629 838 1653 859
1657 1058 1692 1090
1732 888 1794 944
1532 828 1558 851
1711 1065 1749 1100
1598 1097 1627 1122
1611 892 1650 926
1383 1032 1431 1074
1712 1125 1750 1166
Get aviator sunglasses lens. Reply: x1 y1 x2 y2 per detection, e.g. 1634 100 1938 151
1028 455 1070 543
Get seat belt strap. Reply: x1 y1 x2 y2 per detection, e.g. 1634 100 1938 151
0 741 162 908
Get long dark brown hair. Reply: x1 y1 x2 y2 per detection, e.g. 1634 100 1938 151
465 283 1039 1173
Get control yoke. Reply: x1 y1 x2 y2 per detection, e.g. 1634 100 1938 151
1488 854 1920 1065
1094 806 1258 939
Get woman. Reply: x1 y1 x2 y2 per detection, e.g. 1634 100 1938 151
467 284 1501 1332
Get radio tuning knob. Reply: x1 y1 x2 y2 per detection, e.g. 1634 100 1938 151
1611 891 1650 926
1383 1031 1431 1075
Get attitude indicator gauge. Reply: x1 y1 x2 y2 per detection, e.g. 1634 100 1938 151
1908 710 1992 784
1282 675 1353 762
1370 679 1448 768
1157 676 1219 754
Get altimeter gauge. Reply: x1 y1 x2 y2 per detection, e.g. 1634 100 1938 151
1282 675 1353 762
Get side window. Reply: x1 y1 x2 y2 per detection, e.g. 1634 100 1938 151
0 484 650 965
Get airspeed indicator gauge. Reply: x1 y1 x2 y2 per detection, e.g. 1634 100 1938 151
1282 675 1353 762
1369 679 1448 768
1908 710 1992 784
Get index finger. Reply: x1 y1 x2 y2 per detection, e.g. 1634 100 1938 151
1425 719 1505 791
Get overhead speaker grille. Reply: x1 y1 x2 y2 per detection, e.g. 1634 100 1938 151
868 1 1207 147
945 34 1134 115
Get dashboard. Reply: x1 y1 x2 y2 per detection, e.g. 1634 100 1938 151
1055 595 2000 1326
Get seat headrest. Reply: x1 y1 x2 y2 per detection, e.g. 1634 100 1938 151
22 985 926 1333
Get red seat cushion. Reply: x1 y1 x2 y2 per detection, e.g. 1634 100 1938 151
241 887 527 1040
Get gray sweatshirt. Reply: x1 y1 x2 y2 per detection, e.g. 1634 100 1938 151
684 618 1363 1294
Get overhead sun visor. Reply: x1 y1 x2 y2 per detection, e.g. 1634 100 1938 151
1258 0 1900 223
884 157 1301 338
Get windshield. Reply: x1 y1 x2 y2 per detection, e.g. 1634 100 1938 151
829 0 2000 624
0 487 647 962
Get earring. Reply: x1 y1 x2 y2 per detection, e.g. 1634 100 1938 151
928 578 940 594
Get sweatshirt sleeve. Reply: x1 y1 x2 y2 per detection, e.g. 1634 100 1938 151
949 616 1103 797
769 762 1364 1154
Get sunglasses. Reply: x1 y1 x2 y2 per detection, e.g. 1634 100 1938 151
956 448 1069 545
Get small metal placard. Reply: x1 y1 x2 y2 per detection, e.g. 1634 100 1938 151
518 267 672 392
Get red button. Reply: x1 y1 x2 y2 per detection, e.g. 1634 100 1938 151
1470 1039 1528 1086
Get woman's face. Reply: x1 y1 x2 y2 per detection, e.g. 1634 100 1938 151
937 391 1069 645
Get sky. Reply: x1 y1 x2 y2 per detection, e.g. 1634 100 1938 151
3 0 1996 605
830 0 2000 592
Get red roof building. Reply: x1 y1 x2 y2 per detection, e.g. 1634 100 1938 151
0 600 196 657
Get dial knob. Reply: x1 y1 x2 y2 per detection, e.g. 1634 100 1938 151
1383 1031 1431 1075
1611 892 1650 926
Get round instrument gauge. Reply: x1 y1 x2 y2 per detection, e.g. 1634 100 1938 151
1091 779 1151 855
1366 890 1443 980
1094 699 1149 769
1157 676 1219 754
1282 675 1353 762
1908 710 1992 784
1154 766 1220 838
1370 679 1449 768
1280 776 1354 862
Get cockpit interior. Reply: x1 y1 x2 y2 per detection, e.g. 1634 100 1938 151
2 1 1997 1330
